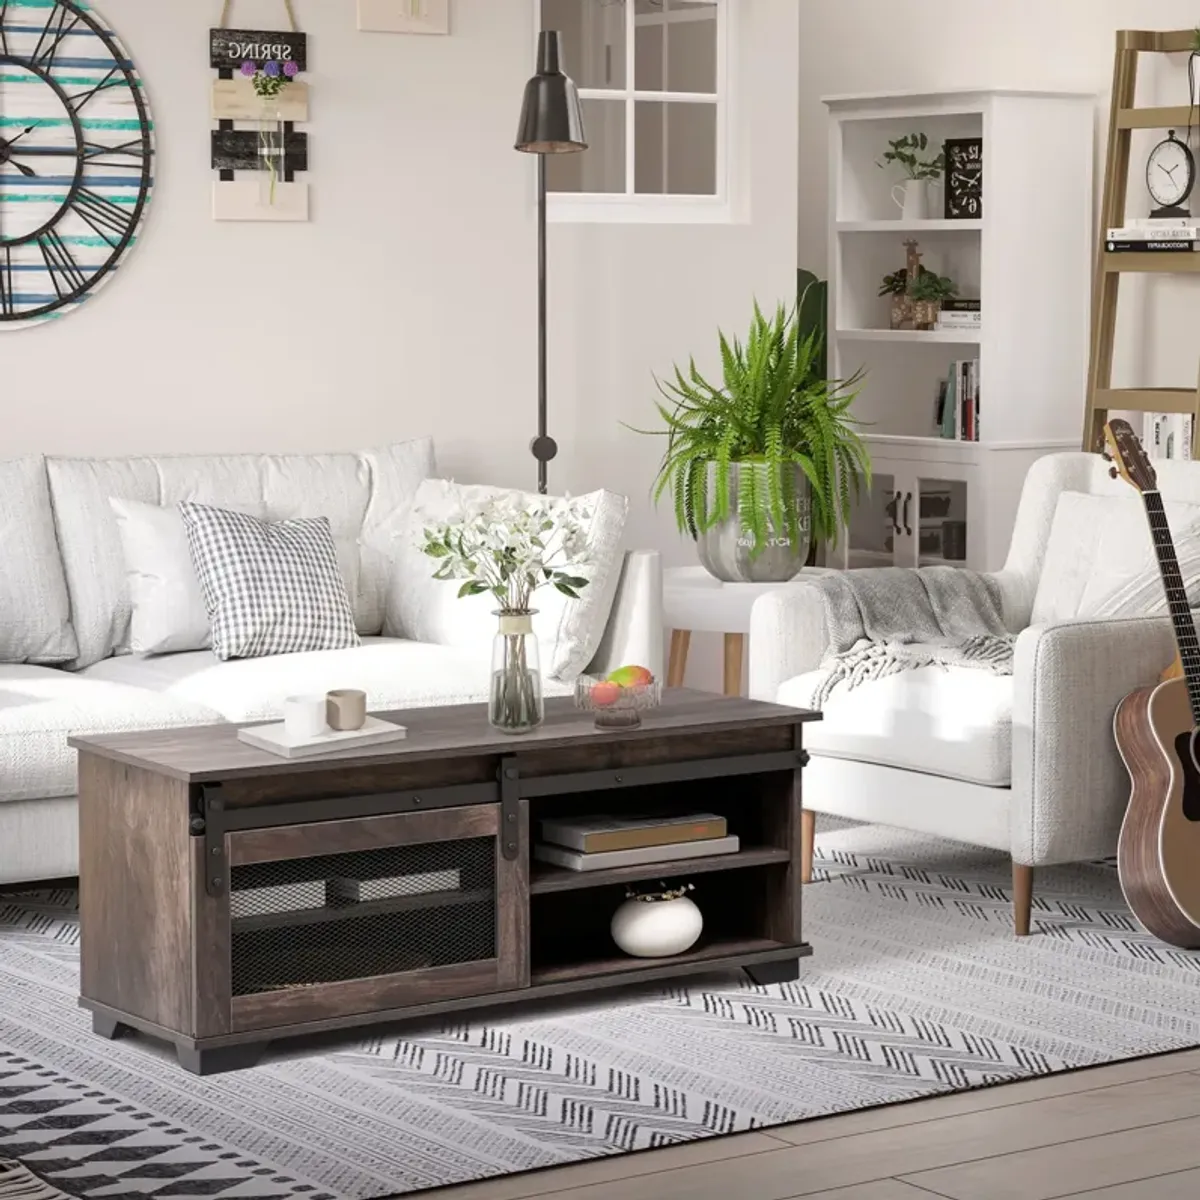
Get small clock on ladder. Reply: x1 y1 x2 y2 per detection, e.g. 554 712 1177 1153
1146 129 1195 218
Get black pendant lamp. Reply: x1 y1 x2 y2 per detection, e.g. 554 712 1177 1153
515 31 587 494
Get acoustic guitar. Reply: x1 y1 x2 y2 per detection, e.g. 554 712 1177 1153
1105 418 1200 949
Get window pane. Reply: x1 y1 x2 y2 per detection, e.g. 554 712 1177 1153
634 0 717 94
634 101 716 195
666 2 717 93
541 0 626 91
546 99 626 193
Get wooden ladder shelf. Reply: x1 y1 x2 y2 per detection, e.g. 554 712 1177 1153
1084 29 1200 454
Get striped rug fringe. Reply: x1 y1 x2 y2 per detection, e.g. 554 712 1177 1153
0 1161 73 1200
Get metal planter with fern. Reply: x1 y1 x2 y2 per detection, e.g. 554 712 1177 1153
635 275 870 583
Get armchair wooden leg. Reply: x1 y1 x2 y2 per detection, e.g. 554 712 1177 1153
800 809 815 884
1013 862 1034 937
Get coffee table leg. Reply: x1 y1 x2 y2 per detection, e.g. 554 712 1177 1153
745 958 800 986
176 1042 267 1076
92 1012 132 1040
723 632 744 696
668 629 691 687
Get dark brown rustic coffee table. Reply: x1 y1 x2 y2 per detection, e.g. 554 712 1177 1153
70 688 819 1075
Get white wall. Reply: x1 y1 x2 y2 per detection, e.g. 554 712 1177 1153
2 0 798 568
798 0 1200 403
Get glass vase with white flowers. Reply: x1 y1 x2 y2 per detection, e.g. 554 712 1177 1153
421 493 593 733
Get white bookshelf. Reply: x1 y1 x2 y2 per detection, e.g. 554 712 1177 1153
822 88 1094 572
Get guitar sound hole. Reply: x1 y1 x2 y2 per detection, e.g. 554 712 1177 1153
1176 730 1200 822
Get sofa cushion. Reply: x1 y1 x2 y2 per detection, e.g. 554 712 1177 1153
1031 490 1200 624
384 481 628 680
0 458 77 665
778 665 1013 787
110 498 214 654
180 503 361 661
47 439 434 668
0 665 221 804
81 637 574 723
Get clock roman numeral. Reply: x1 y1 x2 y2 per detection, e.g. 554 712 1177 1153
69 188 134 248
30 1 83 73
0 249 13 318
38 230 88 297
82 139 149 171
67 67 121 114
0 0 10 56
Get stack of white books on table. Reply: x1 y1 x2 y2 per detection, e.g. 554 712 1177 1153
533 812 739 872
1106 217 1200 252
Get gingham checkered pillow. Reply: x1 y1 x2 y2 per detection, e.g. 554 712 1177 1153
179 502 360 661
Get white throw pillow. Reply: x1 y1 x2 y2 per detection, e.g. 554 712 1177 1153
383 480 628 680
0 457 77 664
1032 490 1200 623
110 498 213 655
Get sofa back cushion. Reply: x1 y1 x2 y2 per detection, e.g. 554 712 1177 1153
1031 489 1200 624
0 457 77 664
383 480 629 680
48 439 434 667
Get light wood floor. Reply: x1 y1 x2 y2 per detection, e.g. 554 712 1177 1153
430 1047 1200 1200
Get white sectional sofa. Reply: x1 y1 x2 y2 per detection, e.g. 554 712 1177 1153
0 439 662 885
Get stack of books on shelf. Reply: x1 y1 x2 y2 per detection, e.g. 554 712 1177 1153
1143 413 1194 462
533 812 739 872
934 298 981 332
1106 218 1199 253
934 358 980 442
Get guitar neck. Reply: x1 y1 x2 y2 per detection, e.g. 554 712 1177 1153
1144 490 1200 722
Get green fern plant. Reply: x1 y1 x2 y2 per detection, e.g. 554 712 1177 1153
632 295 870 557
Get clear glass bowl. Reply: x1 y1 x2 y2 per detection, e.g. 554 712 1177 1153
574 676 662 729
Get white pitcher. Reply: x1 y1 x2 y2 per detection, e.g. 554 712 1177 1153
891 178 930 221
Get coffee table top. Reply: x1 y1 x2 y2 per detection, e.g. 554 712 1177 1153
69 687 819 783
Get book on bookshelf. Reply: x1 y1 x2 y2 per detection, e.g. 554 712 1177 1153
1142 412 1194 461
1128 217 1197 228
1107 226 1199 241
1106 240 1196 252
937 358 980 441
532 834 741 872
941 298 981 313
538 812 728 854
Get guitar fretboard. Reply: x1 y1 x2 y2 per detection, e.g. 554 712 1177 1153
1144 490 1200 723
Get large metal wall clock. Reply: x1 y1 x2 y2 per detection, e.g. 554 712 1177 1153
0 0 153 329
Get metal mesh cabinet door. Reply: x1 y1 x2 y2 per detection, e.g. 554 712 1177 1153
222 804 528 1033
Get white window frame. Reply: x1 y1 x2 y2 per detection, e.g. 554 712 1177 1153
537 0 735 224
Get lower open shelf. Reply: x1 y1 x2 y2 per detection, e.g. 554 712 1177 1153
530 935 796 986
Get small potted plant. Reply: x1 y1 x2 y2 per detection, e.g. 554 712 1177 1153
879 268 912 330
632 285 870 583
877 131 945 220
908 271 957 330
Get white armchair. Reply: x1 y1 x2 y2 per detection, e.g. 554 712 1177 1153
749 452 1195 934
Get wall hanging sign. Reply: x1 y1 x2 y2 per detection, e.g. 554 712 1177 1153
210 0 310 222
358 0 450 35
0 0 154 330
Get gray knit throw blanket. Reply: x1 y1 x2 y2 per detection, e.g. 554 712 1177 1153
812 566 1013 708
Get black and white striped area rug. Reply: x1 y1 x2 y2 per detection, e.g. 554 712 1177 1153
1 823 1197 1199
